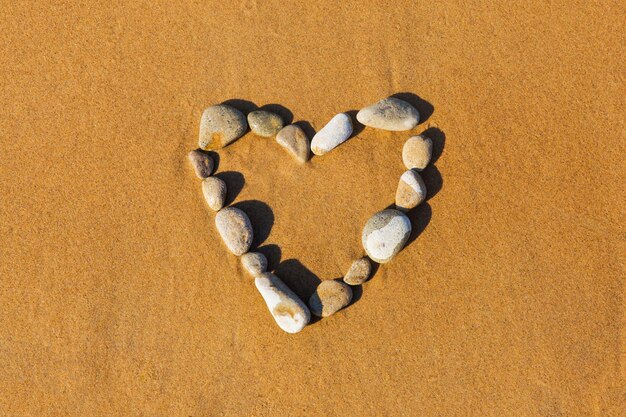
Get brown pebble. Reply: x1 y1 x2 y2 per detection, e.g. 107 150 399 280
202 177 226 211
188 149 214 178
343 257 372 285
276 124 310 163
402 135 432 171
308 280 352 318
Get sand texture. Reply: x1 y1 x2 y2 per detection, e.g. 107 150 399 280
0 1 624 416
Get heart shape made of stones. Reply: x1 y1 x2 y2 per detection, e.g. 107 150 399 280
188 94 443 333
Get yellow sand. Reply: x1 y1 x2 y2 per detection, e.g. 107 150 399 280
0 1 624 415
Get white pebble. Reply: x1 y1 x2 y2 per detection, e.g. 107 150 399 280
310 113 353 156
255 273 311 333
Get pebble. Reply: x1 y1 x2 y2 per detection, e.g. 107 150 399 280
402 135 432 170
187 149 214 179
241 252 268 277
202 177 227 211
310 113 353 155
215 207 253 256
198 104 247 150
308 280 353 318
395 170 426 212
343 257 372 285
362 209 411 263
255 272 311 333
356 97 419 131
248 110 284 137
276 124 310 163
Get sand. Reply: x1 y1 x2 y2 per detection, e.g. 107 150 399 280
0 1 624 415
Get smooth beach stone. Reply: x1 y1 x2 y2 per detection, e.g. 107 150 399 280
241 252 268 277
215 207 253 256
202 177 227 211
198 104 247 150
356 97 419 131
402 135 433 171
395 170 426 212
343 257 372 286
362 209 411 263
310 113 353 156
187 149 214 178
276 124 310 163
308 280 353 318
255 272 311 333
247 110 283 137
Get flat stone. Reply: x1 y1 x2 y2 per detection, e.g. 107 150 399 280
202 177 227 211
310 113 353 156
248 110 284 137
255 272 310 333
343 257 372 285
402 135 432 171
241 252 268 277
356 97 419 131
362 209 411 263
198 104 247 150
187 149 214 178
276 124 310 163
395 170 426 212
215 207 253 256
308 280 352 318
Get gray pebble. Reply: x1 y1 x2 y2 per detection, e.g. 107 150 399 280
215 207 253 256
202 177 227 211
241 252 268 277
356 97 419 131
187 149 214 178
343 257 372 285
276 124 310 163
310 113 353 156
248 110 283 137
395 170 426 212
308 280 353 318
362 209 411 263
402 135 432 171
199 104 247 150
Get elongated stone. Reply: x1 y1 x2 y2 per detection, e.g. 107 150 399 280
241 252 268 277
248 110 283 137
215 207 253 256
276 124 310 163
310 113 353 156
395 170 426 212
199 104 247 150
343 257 372 285
202 177 226 211
356 97 419 131
255 272 310 333
308 280 352 318
187 149 214 178
362 209 411 263
402 135 432 171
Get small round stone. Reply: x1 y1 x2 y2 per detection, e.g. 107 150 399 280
215 207 253 256
187 149 214 179
247 110 283 137
395 170 426 212
308 280 353 318
310 113 353 156
343 257 372 285
356 97 419 131
276 124 310 163
402 135 432 171
241 252 268 276
199 104 247 150
202 177 227 211
362 209 411 263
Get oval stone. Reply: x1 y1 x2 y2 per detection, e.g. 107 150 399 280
310 113 353 156
202 177 227 211
248 110 283 137
241 252 268 277
343 257 372 286
395 170 426 212
402 135 432 171
362 209 411 263
276 124 310 163
215 207 253 256
198 104 247 150
308 280 352 317
187 149 214 178
255 272 311 333
356 97 419 131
